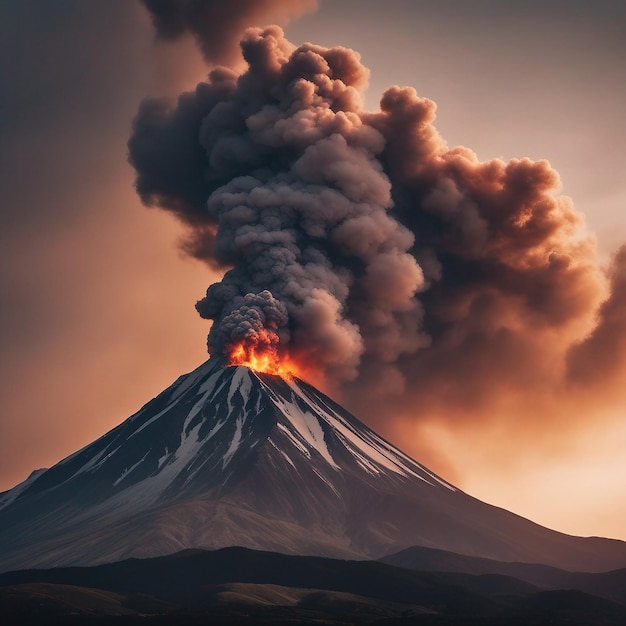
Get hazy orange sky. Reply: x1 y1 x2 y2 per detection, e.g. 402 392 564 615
1 1 625 542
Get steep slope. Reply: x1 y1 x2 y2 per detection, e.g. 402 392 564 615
1 359 625 573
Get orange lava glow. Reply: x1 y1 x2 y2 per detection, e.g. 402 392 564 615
227 342 303 379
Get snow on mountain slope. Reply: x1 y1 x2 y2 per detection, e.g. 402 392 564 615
0 469 47 512
2 359 452 513
1 359 626 574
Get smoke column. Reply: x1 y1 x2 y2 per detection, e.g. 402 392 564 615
141 0 317 65
129 24 626 431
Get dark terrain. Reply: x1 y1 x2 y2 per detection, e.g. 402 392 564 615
2 546 626 625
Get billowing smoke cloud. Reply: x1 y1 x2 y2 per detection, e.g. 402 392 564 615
131 26 426 378
141 0 317 65
567 245 626 388
215 290 288 357
128 25 626 432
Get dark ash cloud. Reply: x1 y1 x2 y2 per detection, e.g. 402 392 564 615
567 245 626 387
140 0 317 65
128 25 625 432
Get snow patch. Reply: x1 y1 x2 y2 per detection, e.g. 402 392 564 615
0 468 47 511
283 379 455 489
268 393 339 469
311 467 340 496
114 450 150 487
226 367 252 414
222 415 245 468
131 396 184 437
169 358 219 401
69 442 125 479
157 447 170 469
276 423 311 458
269 438 296 469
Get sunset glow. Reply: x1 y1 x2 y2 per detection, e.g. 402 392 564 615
2 0 626 546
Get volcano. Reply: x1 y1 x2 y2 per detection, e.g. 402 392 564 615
1 359 625 574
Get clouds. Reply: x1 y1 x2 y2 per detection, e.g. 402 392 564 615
567 245 626 389
2 0 625 540
0 0 213 491
141 0 317 65
129 27 426 380
128 24 626 436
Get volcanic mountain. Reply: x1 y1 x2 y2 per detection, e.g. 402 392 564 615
1 359 625 574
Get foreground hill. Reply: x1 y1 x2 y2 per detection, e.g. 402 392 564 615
2 547 626 625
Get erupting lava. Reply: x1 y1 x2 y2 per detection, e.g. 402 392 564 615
227 342 302 379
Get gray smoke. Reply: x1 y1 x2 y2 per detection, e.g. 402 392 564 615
141 0 317 65
184 27 425 377
129 26 625 427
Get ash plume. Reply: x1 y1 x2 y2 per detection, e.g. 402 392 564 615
567 245 626 388
141 0 317 65
129 25 626 434
202 290 288 358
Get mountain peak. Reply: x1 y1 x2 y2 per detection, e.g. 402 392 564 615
2 358 626 574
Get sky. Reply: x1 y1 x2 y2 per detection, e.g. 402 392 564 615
1 0 625 541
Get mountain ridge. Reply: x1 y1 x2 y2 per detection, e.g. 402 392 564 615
2 547 626 625
1 359 626 573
